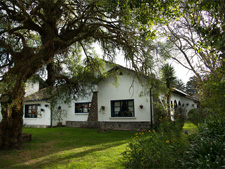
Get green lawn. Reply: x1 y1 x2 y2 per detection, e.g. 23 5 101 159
0 122 198 169
183 120 198 135
0 127 135 169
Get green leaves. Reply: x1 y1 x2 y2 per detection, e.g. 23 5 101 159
184 115 225 169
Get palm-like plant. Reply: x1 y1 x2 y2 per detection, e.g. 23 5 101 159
161 63 176 119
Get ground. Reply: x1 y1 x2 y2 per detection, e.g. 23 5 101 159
0 127 135 169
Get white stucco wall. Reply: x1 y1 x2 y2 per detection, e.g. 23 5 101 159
23 101 51 127
170 92 197 117
53 93 93 126
23 92 93 127
181 97 197 115
98 70 152 122
25 81 39 97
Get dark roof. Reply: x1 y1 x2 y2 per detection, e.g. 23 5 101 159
171 88 199 101
171 88 187 97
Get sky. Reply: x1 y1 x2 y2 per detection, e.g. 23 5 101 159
114 54 193 84
169 59 194 84
93 43 193 85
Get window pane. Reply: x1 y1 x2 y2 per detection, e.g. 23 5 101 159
129 107 133 112
128 101 133 106
111 100 134 117
75 102 91 113
115 107 120 112
114 102 120 106
24 104 38 118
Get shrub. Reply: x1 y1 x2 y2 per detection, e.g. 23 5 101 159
183 115 225 168
187 108 210 126
123 129 187 168
174 106 186 129
153 102 167 128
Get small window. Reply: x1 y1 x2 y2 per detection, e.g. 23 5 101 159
178 101 181 106
75 102 91 113
111 99 134 117
25 104 38 118
174 100 177 109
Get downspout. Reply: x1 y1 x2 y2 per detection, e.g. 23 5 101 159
150 88 153 128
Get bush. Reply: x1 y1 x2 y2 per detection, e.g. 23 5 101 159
183 115 225 168
123 129 187 168
174 106 186 129
187 108 210 126
153 102 167 129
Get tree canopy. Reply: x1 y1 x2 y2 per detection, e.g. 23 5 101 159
1 0 224 150
0 0 180 149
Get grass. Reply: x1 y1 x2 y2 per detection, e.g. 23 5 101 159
183 120 198 135
0 122 198 169
0 127 135 169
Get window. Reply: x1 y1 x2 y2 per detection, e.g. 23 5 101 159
111 100 134 117
75 102 91 113
178 101 181 106
174 100 177 109
25 104 38 118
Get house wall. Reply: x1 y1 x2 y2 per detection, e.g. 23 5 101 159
23 101 51 127
25 80 39 97
54 94 93 126
181 97 197 116
23 93 93 127
170 93 197 117
97 70 152 123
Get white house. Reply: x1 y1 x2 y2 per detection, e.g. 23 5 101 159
170 88 198 118
22 63 198 130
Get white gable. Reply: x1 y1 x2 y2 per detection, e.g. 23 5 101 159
25 80 39 97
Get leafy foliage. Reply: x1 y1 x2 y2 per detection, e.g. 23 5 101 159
123 129 187 168
199 67 225 114
187 108 210 126
174 79 186 92
161 63 177 89
174 106 186 129
183 115 225 168
185 76 199 96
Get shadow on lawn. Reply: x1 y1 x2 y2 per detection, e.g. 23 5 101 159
16 141 126 169
0 127 135 169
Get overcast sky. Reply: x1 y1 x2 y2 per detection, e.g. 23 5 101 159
113 54 193 84
93 43 193 85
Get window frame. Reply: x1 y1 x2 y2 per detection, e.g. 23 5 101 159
24 104 39 118
111 99 135 117
75 102 91 113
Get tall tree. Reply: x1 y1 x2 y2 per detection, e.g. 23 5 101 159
174 79 186 92
186 76 198 96
163 0 225 114
0 0 180 149
161 63 176 118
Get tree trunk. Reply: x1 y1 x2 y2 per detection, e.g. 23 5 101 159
46 62 55 87
0 86 25 149
166 91 171 121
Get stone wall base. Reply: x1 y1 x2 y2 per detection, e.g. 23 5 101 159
25 125 49 128
66 121 151 131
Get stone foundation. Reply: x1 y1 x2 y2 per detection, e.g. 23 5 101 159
66 121 151 131
25 125 49 128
